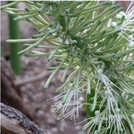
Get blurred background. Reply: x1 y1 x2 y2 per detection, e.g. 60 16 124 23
1 1 131 134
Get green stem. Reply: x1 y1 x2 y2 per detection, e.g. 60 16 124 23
6 38 39 43
44 59 66 89
61 58 73 83
0 1 18 10
8 1 22 75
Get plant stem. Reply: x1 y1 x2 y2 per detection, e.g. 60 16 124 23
8 1 22 75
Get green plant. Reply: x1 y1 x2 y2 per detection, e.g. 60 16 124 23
1 1 134 134
8 1 22 75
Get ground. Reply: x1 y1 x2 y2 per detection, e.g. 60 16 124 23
16 55 87 134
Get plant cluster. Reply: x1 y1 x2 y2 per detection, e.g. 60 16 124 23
1 1 134 134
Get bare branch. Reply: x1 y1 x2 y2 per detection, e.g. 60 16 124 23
0 103 46 134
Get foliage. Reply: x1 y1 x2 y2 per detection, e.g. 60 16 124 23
1 1 134 134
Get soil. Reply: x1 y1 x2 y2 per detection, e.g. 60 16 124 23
15 55 87 134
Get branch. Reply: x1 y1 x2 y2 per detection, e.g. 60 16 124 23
0 103 46 134
1 58 35 120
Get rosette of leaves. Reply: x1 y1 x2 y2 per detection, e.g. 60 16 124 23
1 1 134 134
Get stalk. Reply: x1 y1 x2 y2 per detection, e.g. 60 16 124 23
8 1 21 75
